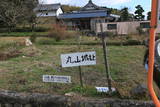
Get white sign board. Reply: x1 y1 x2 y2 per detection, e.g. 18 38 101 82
95 87 116 93
61 51 96 68
43 75 71 83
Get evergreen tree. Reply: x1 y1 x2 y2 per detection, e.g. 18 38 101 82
120 7 129 21
147 11 151 20
134 5 145 20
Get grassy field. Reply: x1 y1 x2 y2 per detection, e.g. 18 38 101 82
0 36 149 99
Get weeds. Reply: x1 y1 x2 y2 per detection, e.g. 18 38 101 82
48 24 76 41
30 34 37 43
0 41 23 61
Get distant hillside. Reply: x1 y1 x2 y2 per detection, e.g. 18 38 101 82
110 8 121 15
62 5 81 13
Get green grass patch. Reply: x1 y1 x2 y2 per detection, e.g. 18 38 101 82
0 36 148 99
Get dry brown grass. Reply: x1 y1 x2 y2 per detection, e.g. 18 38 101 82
0 37 27 61
48 24 76 41
0 37 28 44
0 37 30 46
0 37 27 41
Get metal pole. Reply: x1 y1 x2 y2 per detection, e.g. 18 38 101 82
100 23 112 92
148 0 160 106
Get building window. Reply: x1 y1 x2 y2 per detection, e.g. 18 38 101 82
107 24 117 30
140 22 150 28
98 20 101 23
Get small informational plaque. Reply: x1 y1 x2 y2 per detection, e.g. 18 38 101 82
95 87 116 93
43 75 71 83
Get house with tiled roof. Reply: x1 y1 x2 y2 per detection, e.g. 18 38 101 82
58 0 120 31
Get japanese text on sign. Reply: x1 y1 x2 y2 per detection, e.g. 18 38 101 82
61 51 96 67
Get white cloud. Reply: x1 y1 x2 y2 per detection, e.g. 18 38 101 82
39 0 131 6
39 0 72 4
93 0 131 6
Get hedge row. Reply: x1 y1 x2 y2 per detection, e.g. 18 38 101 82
0 27 49 33
37 40 144 46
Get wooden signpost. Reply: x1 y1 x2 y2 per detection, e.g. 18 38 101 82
61 51 96 87
100 23 112 92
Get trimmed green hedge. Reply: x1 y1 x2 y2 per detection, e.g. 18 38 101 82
0 27 49 33
37 39 143 46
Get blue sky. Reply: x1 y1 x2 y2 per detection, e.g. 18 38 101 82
40 0 152 15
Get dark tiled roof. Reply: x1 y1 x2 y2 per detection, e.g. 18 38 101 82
58 0 119 19
34 3 61 12
80 0 108 11
58 10 110 19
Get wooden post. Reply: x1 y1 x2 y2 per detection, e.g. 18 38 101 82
78 66 83 87
77 33 83 87
100 23 112 92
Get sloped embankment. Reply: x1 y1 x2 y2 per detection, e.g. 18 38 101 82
0 90 154 107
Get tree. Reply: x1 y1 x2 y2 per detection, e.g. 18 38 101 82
23 0 38 31
147 11 151 20
120 7 130 21
0 0 38 31
109 8 121 15
62 5 81 13
134 5 145 21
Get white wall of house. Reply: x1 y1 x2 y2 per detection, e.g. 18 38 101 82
36 11 56 17
56 8 63 16
90 18 105 31
36 8 63 17
96 21 150 35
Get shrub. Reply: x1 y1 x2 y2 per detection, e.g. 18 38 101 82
30 34 37 43
12 27 32 32
69 85 98 96
0 27 49 33
97 31 116 38
48 24 75 41
136 27 144 35
34 27 49 32
125 35 132 40
125 40 141 45
36 38 56 45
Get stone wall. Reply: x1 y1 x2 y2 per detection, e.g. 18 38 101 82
0 90 154 107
